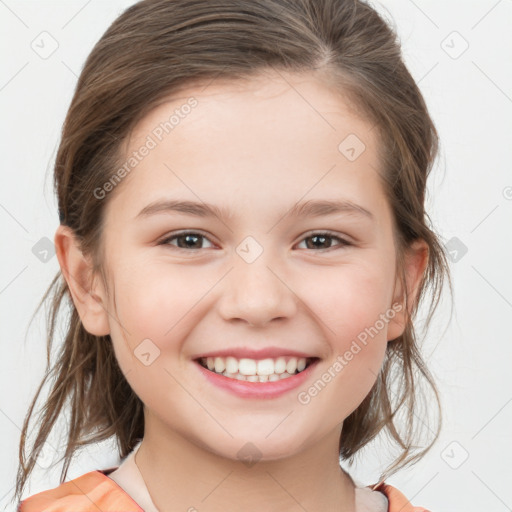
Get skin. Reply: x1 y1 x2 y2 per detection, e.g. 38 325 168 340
55 69 428 512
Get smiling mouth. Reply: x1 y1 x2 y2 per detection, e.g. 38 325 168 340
196 356 318 382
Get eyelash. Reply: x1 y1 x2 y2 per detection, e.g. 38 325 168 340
158 230 352 252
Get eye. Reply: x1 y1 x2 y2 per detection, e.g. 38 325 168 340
159 231 214 250
158 230 352 252
296 231 352 251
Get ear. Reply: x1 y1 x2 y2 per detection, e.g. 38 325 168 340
54 224 111 336
387 238 429 341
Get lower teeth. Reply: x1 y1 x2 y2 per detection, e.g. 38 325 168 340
220 371 296 382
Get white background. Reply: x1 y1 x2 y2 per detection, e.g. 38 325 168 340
1 1 511 511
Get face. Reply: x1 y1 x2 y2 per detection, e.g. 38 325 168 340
59 70 418 462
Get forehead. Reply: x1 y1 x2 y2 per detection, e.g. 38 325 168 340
106 70 387 227
130 69 377 151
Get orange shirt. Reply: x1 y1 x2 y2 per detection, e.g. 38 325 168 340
18 468 431 512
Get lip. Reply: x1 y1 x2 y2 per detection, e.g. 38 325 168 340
194 358 320 399
191 347 316 360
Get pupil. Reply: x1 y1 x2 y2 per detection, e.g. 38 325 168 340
179 234 201 249
308 235 329 249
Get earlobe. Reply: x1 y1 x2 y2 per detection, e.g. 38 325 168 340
387 239 429 342
54 225 111 336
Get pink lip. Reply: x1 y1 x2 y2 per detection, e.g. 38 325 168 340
194 358 320 399
192 347 316 360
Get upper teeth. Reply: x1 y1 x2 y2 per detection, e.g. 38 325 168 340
203 356 308 376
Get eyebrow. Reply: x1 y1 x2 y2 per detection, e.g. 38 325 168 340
135 198 374 222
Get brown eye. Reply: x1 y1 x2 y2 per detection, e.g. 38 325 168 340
297 232 352 251
159 231 214 250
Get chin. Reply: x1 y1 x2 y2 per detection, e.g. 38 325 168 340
209 432 312 464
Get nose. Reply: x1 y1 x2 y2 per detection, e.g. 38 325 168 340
217 252 297 328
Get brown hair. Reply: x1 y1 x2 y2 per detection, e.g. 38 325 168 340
14 0 452 504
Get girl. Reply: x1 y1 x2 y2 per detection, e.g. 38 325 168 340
14 0 452 510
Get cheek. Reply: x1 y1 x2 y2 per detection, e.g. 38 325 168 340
109 259 205 341
305 260 395 344
300 261 392 409
104 262 190 410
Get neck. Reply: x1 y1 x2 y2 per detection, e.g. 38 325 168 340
135 414 356 512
